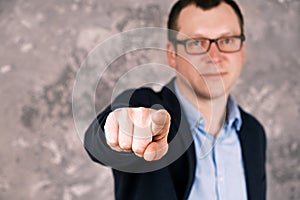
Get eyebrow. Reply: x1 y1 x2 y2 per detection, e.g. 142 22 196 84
186 31 241 39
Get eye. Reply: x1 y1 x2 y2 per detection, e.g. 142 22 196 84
221 37 235 45
225 38 233 44
191 40 201 46
188 39 206 47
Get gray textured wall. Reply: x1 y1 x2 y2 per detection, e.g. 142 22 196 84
0 0 299 199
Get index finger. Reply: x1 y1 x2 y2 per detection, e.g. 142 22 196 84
151 109 171 136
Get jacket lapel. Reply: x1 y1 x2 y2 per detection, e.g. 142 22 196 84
163 79 196 199
237 109 264 200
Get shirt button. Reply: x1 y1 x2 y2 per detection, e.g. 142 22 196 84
219 177 224 182
199 119 204 124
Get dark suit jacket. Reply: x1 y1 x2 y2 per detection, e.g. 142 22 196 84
84 79 267 200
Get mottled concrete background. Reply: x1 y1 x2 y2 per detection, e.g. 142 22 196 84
0 0 299 199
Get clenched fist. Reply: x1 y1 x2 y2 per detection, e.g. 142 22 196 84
104 107 171 161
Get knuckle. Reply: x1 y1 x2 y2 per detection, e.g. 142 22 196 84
161 126 170 134
131 107 151 126
154 125 166 133
132 145 145 154
105 114 118 131
107 111 117 122
119 126 133 137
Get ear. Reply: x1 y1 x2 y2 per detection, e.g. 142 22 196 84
166 42 177 68
241 42 245 65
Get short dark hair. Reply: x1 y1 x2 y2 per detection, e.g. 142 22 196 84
167 0 244 41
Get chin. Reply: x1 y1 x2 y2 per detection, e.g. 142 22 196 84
195 88 228 100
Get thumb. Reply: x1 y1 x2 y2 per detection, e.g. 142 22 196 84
151 109 171 136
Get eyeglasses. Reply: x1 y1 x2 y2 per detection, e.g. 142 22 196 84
172 35 245 55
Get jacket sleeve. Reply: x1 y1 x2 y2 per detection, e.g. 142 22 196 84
83 85 194 173
83 89 145 168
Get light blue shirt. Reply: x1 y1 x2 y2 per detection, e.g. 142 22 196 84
174 82 247 200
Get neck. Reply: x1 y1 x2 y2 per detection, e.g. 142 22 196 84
177 80 228 136
200 96 228 136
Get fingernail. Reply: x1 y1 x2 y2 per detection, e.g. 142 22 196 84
111 146 122 152
135 153 143 157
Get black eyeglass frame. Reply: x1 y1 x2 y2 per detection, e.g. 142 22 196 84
172 35 246 55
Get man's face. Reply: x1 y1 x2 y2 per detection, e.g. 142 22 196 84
167 2 245 100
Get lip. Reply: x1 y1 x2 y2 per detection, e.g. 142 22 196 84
201 72 228 77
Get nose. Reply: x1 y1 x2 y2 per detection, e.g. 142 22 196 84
207 42 222 63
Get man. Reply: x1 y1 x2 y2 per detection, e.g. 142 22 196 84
84 0 267 199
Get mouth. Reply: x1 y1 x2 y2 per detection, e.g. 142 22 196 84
201 72 228 78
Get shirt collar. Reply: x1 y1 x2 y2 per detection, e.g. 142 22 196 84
174 81 242 132
226 95 242 131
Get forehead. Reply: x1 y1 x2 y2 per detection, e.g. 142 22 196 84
177 2 241 38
